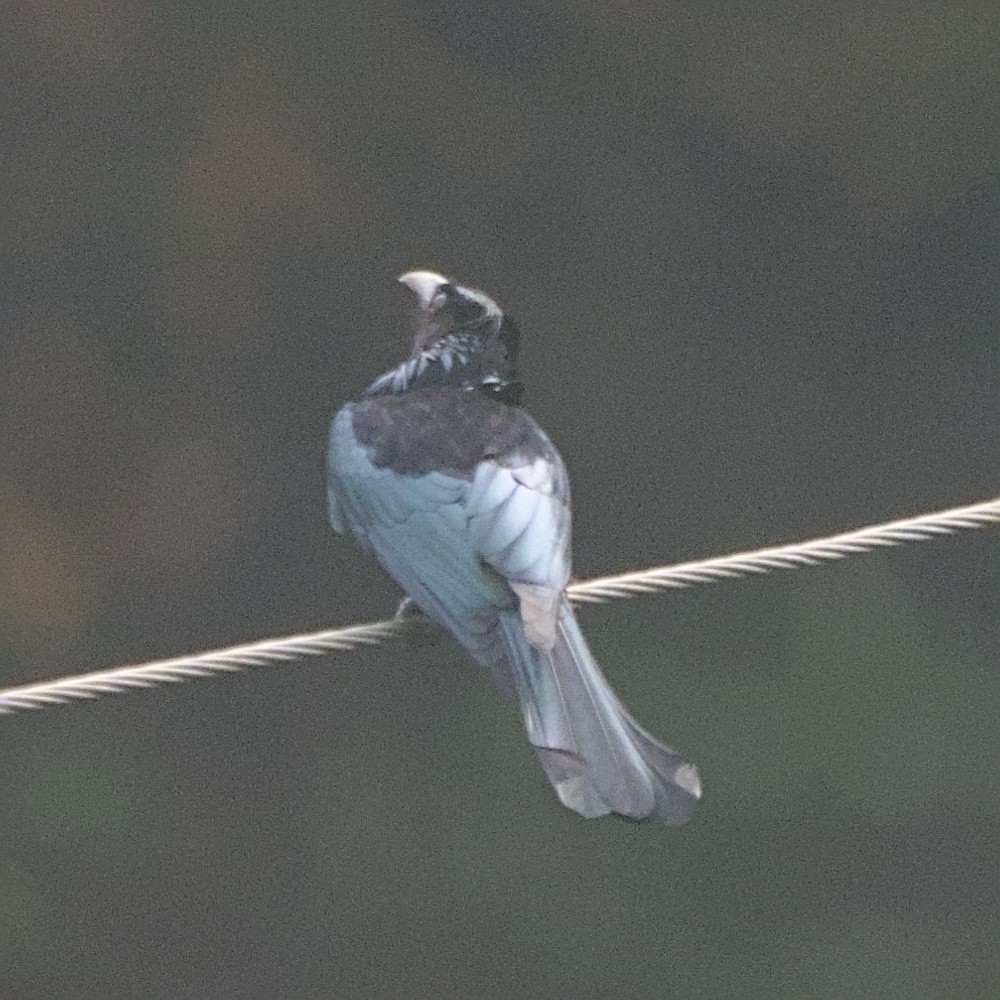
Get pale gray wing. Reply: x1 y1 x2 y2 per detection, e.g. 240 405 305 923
328 405 572 660
466 445 572 648
327 405 513 654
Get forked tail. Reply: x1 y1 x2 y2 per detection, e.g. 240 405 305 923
498 600 701 824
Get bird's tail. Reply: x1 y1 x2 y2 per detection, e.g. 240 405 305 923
497 600 701 824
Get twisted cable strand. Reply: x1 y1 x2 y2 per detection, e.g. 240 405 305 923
2 494 998 716
0 619 409 715
572 497 1000 601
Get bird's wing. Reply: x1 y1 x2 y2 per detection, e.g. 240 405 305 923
328 404 571 653
465 447 571 648
328 406 511 647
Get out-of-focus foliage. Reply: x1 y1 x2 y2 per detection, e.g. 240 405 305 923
1 1 998 997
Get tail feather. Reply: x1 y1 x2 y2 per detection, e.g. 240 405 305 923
497 601 701 825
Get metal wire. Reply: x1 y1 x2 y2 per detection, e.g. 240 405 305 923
2 494 998 716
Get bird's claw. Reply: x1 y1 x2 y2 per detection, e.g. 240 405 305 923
394 596 422 620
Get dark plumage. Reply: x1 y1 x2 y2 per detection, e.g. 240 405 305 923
326 270 701 824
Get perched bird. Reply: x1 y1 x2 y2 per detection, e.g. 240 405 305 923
327 270 701 824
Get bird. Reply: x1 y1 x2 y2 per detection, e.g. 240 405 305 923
326 270 701 824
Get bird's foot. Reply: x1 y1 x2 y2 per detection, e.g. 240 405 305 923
394 596 422 620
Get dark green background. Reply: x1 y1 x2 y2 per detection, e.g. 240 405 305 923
2 2 999 997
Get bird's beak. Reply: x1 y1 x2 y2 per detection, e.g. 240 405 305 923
398 270 448 310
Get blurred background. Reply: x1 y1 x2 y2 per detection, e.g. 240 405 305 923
1 1 999 997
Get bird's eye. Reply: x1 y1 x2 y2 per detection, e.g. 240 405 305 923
432 283 455 308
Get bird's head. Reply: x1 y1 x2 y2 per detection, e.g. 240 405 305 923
364 269 522 402
398 270 505 349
